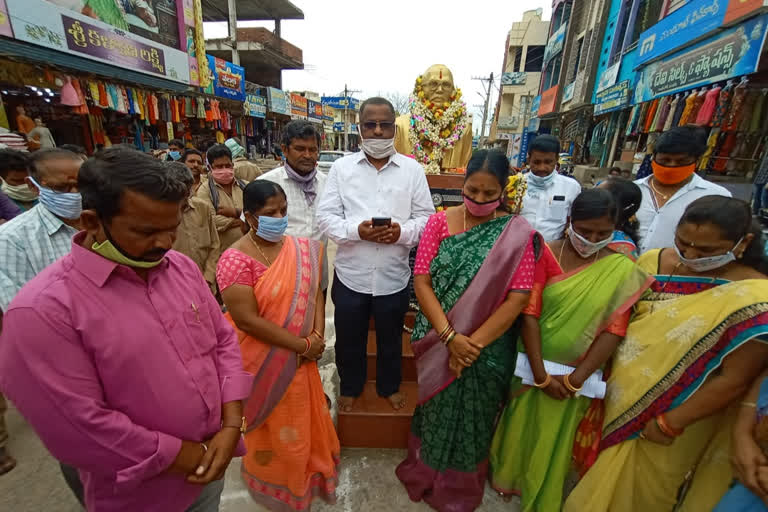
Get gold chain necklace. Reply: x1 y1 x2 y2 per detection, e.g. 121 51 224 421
463 205 497 231
248 234 282 266
649 178 671 201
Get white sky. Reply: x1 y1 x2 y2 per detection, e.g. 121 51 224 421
205 0 552 134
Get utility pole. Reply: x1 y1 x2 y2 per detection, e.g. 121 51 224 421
472 72 495 138
341 83 361 151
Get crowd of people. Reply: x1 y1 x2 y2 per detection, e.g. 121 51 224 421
0 98 766 512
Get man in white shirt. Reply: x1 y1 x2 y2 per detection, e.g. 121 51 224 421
259 121 329 288
317 97 434 412
635 126 731 253
520 135 581 241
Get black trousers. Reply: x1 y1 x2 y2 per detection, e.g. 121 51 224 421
331 275 409 398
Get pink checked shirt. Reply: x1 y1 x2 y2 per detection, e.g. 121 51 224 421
0 232 253 512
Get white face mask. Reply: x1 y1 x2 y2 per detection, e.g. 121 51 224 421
674 237 743 272
568 223 613 258
359 129 396 159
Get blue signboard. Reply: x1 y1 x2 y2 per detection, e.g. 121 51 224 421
322 96 360 110
530 95 541 117
636 0 727 68
543 22 567 64
267 87 290 116
517 127 529 167
333 122 344 132
245 94 266 118
594 80 632 115
205 55 245 102
635 14 768 103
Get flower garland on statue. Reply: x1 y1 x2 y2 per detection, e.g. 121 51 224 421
408 76 470 175
506 173 527 214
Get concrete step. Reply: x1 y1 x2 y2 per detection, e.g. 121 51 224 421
337 380 418 448
366 330 416 382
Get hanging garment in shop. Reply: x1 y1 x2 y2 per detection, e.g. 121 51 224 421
642 99 659 133
663 95 680 131
106 84 117 110
625 105 639 136
699 128 720 170
88 81 100 104
695 86 721 126
724 81 748 131
71 79 88 115
60 76 81 106
713 132 737 172
678 91 698 125
185 97 194 118
711 81 734 127
670 94 687 127
739 91 759 132
689 88 707 122
653 96 671 132
97 82 109 108
197 98 206 119
133 120 145 151
750 90 767 132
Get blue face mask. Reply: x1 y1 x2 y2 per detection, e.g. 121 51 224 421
168 151 181 161
252 215 288 242
526 171 556 189
27 176 82 219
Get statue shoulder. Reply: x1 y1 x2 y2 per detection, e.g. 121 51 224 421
395 114 414 155
396 114 411 127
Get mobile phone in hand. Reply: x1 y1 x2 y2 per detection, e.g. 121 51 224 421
372 217 392 227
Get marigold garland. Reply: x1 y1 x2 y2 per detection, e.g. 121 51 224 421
506 173 527 214
408 76 469 175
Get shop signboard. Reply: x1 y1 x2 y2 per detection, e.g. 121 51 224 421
531 95 541 117
538 85 559 115
724 0 768 25
562 82 575 103
204 55 244 101
597 61 620 93
501 72 527 85
322 104 334 122
518 127 530 167
528 117 540 132
594 80 631 115
267 87 290 116
636 0 728 67
6 0 192 83
308 99 324 121
244 94 266 118
290 93 308 118
543 22 567 64
635 14 768 103
0 0 13 38
321 96 360 110
333 122 344 132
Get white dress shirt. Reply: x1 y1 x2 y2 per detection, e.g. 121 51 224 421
520 172 582 241
635 174 731 253
257 165 328 241
316 152 435 296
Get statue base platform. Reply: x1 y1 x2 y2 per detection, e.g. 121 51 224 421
426 173 464 209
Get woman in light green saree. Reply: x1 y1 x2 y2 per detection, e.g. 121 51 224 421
489 188 653 512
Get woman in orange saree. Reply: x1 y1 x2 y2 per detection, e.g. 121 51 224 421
217 181 340 511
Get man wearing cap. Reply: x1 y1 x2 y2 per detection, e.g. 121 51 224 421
225 138 262 183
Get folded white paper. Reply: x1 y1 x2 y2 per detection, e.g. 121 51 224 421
514 354 606 399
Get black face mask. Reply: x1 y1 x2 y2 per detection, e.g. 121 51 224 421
102 220 167 262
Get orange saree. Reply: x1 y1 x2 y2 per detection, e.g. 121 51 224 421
218 236 339 511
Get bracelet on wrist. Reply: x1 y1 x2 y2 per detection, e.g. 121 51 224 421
563 373 583 393
445 330 457 346
312 329 324 339
438 323 451 339
655 413 684 437
441 327 456 345
533 373 551 388
300 337 312 356
741 401 758 408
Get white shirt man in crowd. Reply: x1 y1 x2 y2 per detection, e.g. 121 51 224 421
317 97 434 412
635 126 731 253
259 120 328 288
520 134 581 241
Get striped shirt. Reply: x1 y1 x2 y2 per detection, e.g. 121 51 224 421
0 204 78 310
0 132 28 152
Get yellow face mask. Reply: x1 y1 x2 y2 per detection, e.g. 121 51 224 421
91 238 164 269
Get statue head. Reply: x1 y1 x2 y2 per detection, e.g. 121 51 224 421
420 64 455 107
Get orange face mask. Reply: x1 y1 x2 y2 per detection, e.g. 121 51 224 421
651 160 696 185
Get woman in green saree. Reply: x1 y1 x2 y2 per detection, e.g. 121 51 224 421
396 150 538 512
489 188 653 512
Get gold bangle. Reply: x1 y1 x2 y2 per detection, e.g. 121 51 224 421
312 329 324 339
439 323 452 338
741 401 758 408
533 373 551 388
563 373 583 393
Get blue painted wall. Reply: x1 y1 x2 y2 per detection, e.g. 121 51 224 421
591 0 640 104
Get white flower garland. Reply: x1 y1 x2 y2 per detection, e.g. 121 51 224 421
407 79 469 175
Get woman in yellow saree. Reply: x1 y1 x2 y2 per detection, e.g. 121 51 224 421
489 188 653 511
564 196 768 512
217 181 340 511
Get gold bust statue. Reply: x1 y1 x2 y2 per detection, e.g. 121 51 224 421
395 64 473 174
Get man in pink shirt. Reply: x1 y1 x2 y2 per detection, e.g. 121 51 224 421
0 147 253 511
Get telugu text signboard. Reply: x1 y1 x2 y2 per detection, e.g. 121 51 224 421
501 72 527 85
635 14 768 103
267 87 290 116
543 22 567 64
594 80 631 115
321 96 360 110
245 94 266 118
204 55 244 101
6 0 191 83
290 93 308 118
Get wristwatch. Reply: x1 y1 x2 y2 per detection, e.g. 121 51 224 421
222 416 246 434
